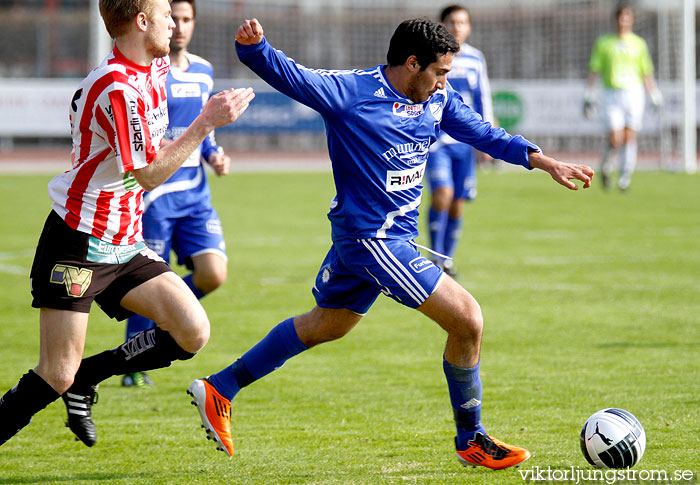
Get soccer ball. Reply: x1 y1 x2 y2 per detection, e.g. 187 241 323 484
580 408 646 468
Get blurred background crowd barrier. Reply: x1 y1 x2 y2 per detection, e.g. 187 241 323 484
0 0 697 171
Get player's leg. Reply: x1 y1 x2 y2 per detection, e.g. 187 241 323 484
442 147 476 275
63 253 208 446
188 244 374 456
0 309 86 446
419 276 530 469
618 127 638 191
174 206 228 297
427 147 454 266
190 252 227 294
618 87 644 191
325 238 527 468
601 90 625 190
122 213 174 387
3 210 107 446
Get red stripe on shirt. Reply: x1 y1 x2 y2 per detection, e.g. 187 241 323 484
63 147 111 230
90 188 117 241
109 90 135 171
136 97 157 166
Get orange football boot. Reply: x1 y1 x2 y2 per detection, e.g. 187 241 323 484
456 432 530 470
187 378 234 456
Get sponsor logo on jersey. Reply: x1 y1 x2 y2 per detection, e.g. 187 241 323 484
429 102 443 121
409 256 434 273
206 219 223 235
373 87 387 99
147 105 169 139
385 162 426 192
171 83 202 98
145 239 166 255
123 171 140 191
154 57 169 76
381 140 431 163
392 102 424 118
50 264 93 297
128 100 143 152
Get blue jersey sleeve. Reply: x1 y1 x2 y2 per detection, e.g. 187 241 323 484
201 132 222 163
440 86 538 169
236 38 356 117
199 63 221 163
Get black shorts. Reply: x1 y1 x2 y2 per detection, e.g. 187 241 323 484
30 211 172 321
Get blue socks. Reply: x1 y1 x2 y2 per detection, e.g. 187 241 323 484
443 217 463 260
428 207 448 256
208 317 308 400
125 314 155 340
429 208 464 266
183 273 206 299
443 358 485 449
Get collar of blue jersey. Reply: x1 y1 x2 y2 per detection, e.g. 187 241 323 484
377 65 414 103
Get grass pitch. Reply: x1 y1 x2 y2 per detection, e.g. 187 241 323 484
0 167 698 484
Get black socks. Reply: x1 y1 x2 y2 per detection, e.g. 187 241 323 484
70 327 195 392
0 370 60 445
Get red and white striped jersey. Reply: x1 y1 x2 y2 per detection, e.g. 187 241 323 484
48 47 170 245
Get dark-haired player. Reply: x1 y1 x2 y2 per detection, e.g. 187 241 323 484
122 0 232 388
188 17 593 470
426 4 494 276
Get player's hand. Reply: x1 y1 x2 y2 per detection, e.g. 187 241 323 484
200 87 255 131
529 151 594 190
236 19 264 45
477 151 493 165
582 89 596 119
208 151 231 176
650 88 663 108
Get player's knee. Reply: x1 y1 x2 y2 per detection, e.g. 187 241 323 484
173 305 210 353
37 366 75 394
195 267 227 294
432 187 453 210
453 307 483 343
189 312 211 352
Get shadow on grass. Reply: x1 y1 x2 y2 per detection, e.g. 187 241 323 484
0 472 150 484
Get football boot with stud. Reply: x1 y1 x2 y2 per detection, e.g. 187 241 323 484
187 378 234 456
456 432 530 470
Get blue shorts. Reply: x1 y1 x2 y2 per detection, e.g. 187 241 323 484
427 143 477 201
312 238 445 315
142 204 226 269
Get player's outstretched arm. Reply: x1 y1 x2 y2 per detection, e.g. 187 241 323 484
236 18 264 46
133 87 254 190
529 151 594 190
208 151 231 176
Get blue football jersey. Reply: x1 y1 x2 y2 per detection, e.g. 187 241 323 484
237 38 538 242
437 43 494 146
143 52 222 215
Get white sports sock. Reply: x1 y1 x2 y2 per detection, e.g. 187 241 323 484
619 140 638 189
600 142 616 175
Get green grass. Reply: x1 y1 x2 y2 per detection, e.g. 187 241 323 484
0 168 698 484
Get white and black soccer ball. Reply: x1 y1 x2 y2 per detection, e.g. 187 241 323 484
580 408 646 468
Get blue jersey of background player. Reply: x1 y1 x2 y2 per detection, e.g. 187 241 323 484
186 18 593 469
427 5 494 276
123 0 231 387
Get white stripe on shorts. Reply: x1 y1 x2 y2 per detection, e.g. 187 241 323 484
375 239 430 300
360 239 427 306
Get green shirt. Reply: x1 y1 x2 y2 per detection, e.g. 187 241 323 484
588 32 654 89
